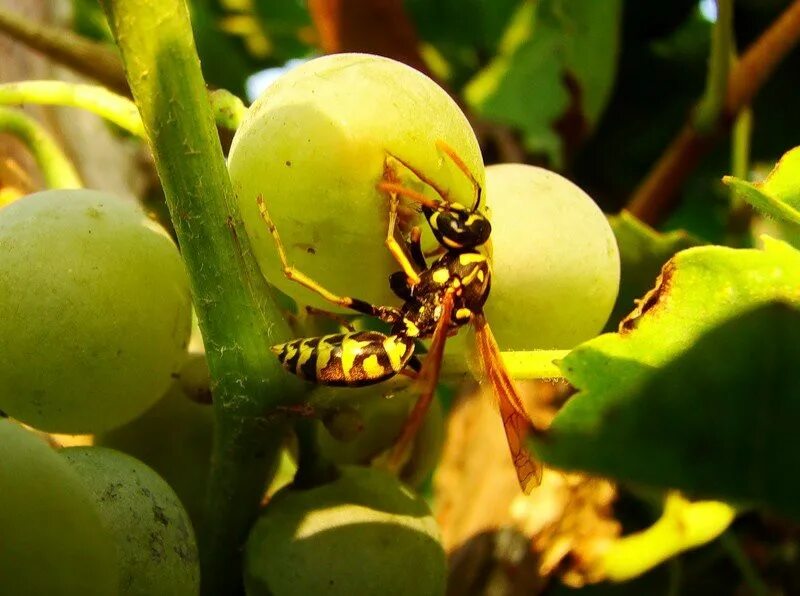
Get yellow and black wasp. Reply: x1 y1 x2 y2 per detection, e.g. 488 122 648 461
259 141 541 493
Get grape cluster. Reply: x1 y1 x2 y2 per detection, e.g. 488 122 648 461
0 190 199 594
230 53 620 595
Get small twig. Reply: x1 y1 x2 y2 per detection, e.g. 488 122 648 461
0 106 82 189
0 81 144 137
0 8 128 96
718 531 772 596
694 0 734 132
626 0 800 225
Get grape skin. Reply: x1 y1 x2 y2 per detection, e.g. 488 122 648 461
244 465 446 596
0 420 119 596
482 164 621 349
0 189 193 433
229 53 485 312
61 446 200 596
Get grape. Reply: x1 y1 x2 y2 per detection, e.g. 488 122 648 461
95 376 214 528
244 465 446 596
482 164 620 349
317 386 443 487
228 53 485 311
61 446 200 596
0 420 119 596
0 189 193 433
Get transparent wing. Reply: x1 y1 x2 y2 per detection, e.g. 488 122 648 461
473 313 543 493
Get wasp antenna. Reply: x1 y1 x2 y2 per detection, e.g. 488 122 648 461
435 140 483 212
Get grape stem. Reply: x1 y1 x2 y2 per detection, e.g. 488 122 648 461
441 349 568 381
101 1 302 594
0 81 247 137
0 106 82 189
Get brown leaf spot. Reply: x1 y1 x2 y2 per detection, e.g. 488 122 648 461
619 260 677 334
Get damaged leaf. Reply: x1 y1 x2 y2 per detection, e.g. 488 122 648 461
537 239 800 518
607 211 702 330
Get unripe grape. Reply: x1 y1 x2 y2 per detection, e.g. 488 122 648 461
244 465 445 596
482 164 620 349
317 386 443 487
0 420 119 596
95 378 214 528
229 53 485 311
61 446 200 596
0 189 192 433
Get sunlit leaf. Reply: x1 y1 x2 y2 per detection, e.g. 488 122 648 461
724 146 800 226
464 0 622 165
538 239 800 518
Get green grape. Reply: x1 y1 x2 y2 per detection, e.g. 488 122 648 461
228 53 485 311
244 465 446 596
317 386 443 488
61 446 200 596
95 377 214 528
482 164 620 349
0 420 119 596
0 189 192 433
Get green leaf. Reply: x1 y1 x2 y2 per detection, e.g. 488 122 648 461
464 0 622 165
607 211 703 330
539 238 800 518
724 146 800 226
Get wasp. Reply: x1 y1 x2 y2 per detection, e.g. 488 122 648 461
259 141 541 493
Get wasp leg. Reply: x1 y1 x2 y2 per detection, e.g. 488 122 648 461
383 191 422 285
257 195 400 323
435 139 483 210
386 289 455 470
304 306 356 332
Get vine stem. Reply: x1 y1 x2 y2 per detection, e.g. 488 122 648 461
100 1 301 594
0 81 145 137
0 81 247 138
626 0 800 225
0 7 128 95
0 106 82 189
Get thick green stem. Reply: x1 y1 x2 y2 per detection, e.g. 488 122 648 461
0 7 128 95
0 106 82 189
694 0 734 132
0 81 144 137
101 1 301 594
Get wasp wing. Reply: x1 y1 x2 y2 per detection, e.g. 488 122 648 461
473 313 543 493
387 289 455 469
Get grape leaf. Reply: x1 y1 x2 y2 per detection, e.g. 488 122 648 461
724 146 800 226
607 211 703 330
537 238 800 518
464 0 622 165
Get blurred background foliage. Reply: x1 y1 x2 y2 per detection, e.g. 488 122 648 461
68 0 798 234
